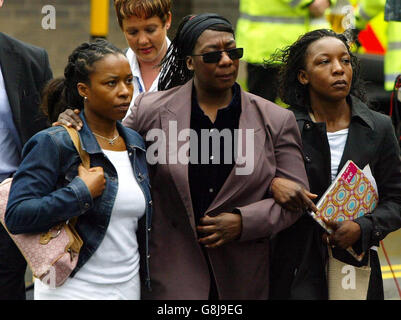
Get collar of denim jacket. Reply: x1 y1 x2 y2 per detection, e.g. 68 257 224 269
78 111 146 154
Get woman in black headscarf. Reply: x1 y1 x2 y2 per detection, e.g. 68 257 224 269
157 13 236 90
58 13 310 299
125 12 310 299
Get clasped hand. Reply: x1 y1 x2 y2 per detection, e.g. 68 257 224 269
78 164 106 199
270 177 318 213
54 110 105 199
197 212 242 249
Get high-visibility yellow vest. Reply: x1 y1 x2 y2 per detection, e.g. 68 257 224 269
354 0 386 27
354 0 401 90
385 21 401 90
235 0 336 64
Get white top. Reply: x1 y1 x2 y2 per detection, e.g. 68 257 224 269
74 149 146 284
327 128 349 182
123 37 171 120
34 273 140 300
327 129 378 252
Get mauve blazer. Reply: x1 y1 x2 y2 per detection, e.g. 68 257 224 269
123 80 309 299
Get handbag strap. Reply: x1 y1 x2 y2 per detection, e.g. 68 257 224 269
327 245 371 267
327 244 333 257
62 125 90 170
62 125 90 227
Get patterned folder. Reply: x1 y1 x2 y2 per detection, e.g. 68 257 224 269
310 160 379 234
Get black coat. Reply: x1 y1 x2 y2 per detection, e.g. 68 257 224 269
0 32 53 300
0 32 52 145
270 96 401 300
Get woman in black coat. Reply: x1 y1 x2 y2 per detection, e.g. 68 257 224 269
268 29 401 300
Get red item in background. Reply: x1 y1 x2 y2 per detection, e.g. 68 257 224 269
358 24 386 55
380 240 401 299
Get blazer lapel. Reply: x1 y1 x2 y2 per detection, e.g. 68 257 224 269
0 36 23 128
161 80 197 231
205 88 265 215
338 121 378 173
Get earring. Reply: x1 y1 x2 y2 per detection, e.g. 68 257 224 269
83 96 87 101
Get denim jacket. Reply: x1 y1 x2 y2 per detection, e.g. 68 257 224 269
5 112 152 289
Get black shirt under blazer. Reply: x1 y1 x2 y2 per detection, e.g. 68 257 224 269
189 83 241 224
270 95 401 300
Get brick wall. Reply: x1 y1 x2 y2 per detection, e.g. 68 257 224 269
1 0 94 76
0 0 240 77
192 0 239 26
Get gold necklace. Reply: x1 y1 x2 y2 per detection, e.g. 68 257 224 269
92 131 120 145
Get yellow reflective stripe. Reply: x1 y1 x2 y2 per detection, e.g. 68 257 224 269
381 265 401 279
381 265 401 272
239 13 305 24
382 271 401 280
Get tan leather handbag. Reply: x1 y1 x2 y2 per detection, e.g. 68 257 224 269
0 126 87 288
326 246 371 300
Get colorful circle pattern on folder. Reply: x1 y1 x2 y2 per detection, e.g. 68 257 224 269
318 169 378 223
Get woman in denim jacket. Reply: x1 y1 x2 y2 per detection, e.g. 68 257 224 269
5 39 152 300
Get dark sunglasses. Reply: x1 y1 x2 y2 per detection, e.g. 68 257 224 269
191 48 244 63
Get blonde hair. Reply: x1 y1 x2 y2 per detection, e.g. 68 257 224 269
114 0 171 28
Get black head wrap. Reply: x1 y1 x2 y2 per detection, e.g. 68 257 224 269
179 13 232 57
158 13 234 91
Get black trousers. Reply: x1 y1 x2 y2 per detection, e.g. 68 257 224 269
247 63 280 102
0 223 26 300
200 246 219 300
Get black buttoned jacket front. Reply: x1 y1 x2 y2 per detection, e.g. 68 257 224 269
270 95 401 300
